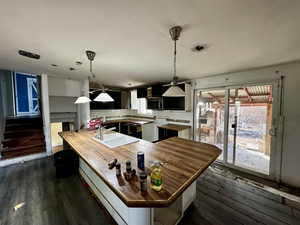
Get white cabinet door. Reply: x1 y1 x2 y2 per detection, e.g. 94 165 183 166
65 79 81 97
48 77 65 96
142 123 155 142
48 77 81 97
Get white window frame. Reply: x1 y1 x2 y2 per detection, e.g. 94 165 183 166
193 79 284 181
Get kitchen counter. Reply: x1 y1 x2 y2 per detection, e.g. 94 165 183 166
157 123 191 131
60 129 220 207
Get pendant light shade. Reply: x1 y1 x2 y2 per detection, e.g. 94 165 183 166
74 96 91 104
94 91 114 102
162 26 185 97
85 50 114 103
162 85 185 97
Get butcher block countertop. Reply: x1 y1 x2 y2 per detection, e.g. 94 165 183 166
60 130 221 207
157 123 191 131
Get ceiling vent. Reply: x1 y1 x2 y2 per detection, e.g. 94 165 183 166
18 50 40 60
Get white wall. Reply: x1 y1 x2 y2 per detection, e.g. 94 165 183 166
49 96 77 113
48 76 81 97
193 60 300 188
0 74 5 147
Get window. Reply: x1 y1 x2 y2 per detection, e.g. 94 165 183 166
130 90 152 115
14 72 40 116
194 82 282 179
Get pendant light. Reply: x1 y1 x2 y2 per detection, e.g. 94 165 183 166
86 50 114 102
162 26 185 97
94 90 114 102
74 95 91 104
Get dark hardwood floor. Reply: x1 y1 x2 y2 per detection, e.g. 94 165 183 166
0 157 116 225
0 157 211 225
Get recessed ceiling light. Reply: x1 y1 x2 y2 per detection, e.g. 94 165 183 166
69 67 75 71
192 45 207 52
51 64 58 67
75 61 82 65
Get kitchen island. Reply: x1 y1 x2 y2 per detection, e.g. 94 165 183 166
60 129 221 225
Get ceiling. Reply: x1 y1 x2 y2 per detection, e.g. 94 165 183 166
0 0 300 87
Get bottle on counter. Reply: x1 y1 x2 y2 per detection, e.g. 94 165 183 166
124 160 132 180
115 163 121 176
150 161 163 191
126 160 132 173
137 152 145 171
139 172 147 194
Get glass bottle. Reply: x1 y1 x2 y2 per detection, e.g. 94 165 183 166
150 161 162 191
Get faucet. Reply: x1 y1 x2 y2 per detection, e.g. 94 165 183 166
99 125 104 140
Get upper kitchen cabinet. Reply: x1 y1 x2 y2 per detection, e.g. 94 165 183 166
48 77 81 97
137 87 147 98
121 91 130 109
90 90 122 109
148 84 164 98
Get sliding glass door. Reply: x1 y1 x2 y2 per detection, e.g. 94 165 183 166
194 82 280 177
194 89 226 160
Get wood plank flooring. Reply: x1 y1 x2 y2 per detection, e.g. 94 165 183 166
0 157 211 225
0 157 116 225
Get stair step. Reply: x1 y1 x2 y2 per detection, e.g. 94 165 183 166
2 136 45 148
2 143 45 153
6 117 42 124
1 146 45 159
4 128 43 134
4 129 44 139
5 123 43 130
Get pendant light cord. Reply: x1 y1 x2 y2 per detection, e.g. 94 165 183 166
90 60 96 79
173 39 177 81
89 56 105 92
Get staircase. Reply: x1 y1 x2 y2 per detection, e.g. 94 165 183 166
1 117 46 159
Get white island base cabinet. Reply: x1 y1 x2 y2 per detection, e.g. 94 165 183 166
79 159 196 225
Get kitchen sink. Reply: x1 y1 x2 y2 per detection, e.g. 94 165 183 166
93 132 139 148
